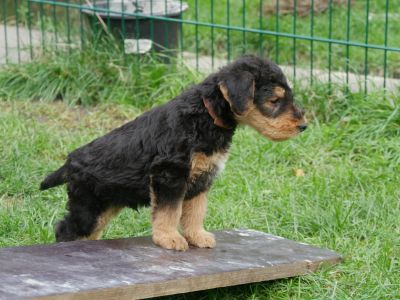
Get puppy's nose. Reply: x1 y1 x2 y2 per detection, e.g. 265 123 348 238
297 124 308 132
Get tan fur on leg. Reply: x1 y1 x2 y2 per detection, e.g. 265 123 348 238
86 207 123 240
151 191 188 251
181 193 216 248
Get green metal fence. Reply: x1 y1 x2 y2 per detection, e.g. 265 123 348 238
1 0 399 93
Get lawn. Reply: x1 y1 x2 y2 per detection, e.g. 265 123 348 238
0 78 399 298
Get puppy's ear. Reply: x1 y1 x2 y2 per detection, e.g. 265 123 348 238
219 71 255 116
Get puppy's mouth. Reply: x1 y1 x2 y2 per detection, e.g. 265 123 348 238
267 136 292 142
261 126 306 142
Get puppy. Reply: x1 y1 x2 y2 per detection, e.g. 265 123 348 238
40 55 307 251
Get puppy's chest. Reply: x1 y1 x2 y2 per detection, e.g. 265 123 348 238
190 152 228 178
185 151 228 200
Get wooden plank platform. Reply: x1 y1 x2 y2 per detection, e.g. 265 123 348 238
0 229 341 300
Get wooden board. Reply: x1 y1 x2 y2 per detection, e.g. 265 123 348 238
0 229 341 300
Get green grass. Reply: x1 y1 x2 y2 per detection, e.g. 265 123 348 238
0 45 201 107
1 81 399 298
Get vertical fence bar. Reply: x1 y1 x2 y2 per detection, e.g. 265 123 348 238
91 0 97 38
53 0 59 51
345 0 351 90
242 0 246 54
121 0 126 55
275 0 279 63
93 0 98 42
383 0 389 90
195 0 199 70
179 0 184 59
293 0 297 81
14 0 21 63
164 0 169 53
151 0 155 55
2 0 8 63
135 0 140 71
310 0 314 86
79 0 84 49
364 0 370 94
226 0 231 62
39 0 45 51
135 0 140 76
28 0 33 59
66 0 71 51
328 0 333 91
211 0 214 69
135 0 139 62
106 0 111 30
258 0 263 56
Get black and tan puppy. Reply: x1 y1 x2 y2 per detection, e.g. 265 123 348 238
40 55 307 251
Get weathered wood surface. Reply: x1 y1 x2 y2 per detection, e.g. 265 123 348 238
0 229 341 300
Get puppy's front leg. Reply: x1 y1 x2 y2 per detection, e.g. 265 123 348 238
150 160 189 251
181 192 216 248
151 199 188 251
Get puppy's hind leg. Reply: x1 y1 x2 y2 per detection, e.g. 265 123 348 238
55 184 121 242
84 206 123 240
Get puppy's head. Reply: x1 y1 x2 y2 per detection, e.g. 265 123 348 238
218 55 307 141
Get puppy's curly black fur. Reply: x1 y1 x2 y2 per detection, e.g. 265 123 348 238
40 55 307 250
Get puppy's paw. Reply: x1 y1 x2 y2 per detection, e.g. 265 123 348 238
153 231 189 251
185 230 216 248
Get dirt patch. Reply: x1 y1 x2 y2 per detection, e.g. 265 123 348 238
0 194 23 209
0 101 141 132
264 0 354 17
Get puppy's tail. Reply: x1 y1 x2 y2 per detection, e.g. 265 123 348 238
40 165 67 190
